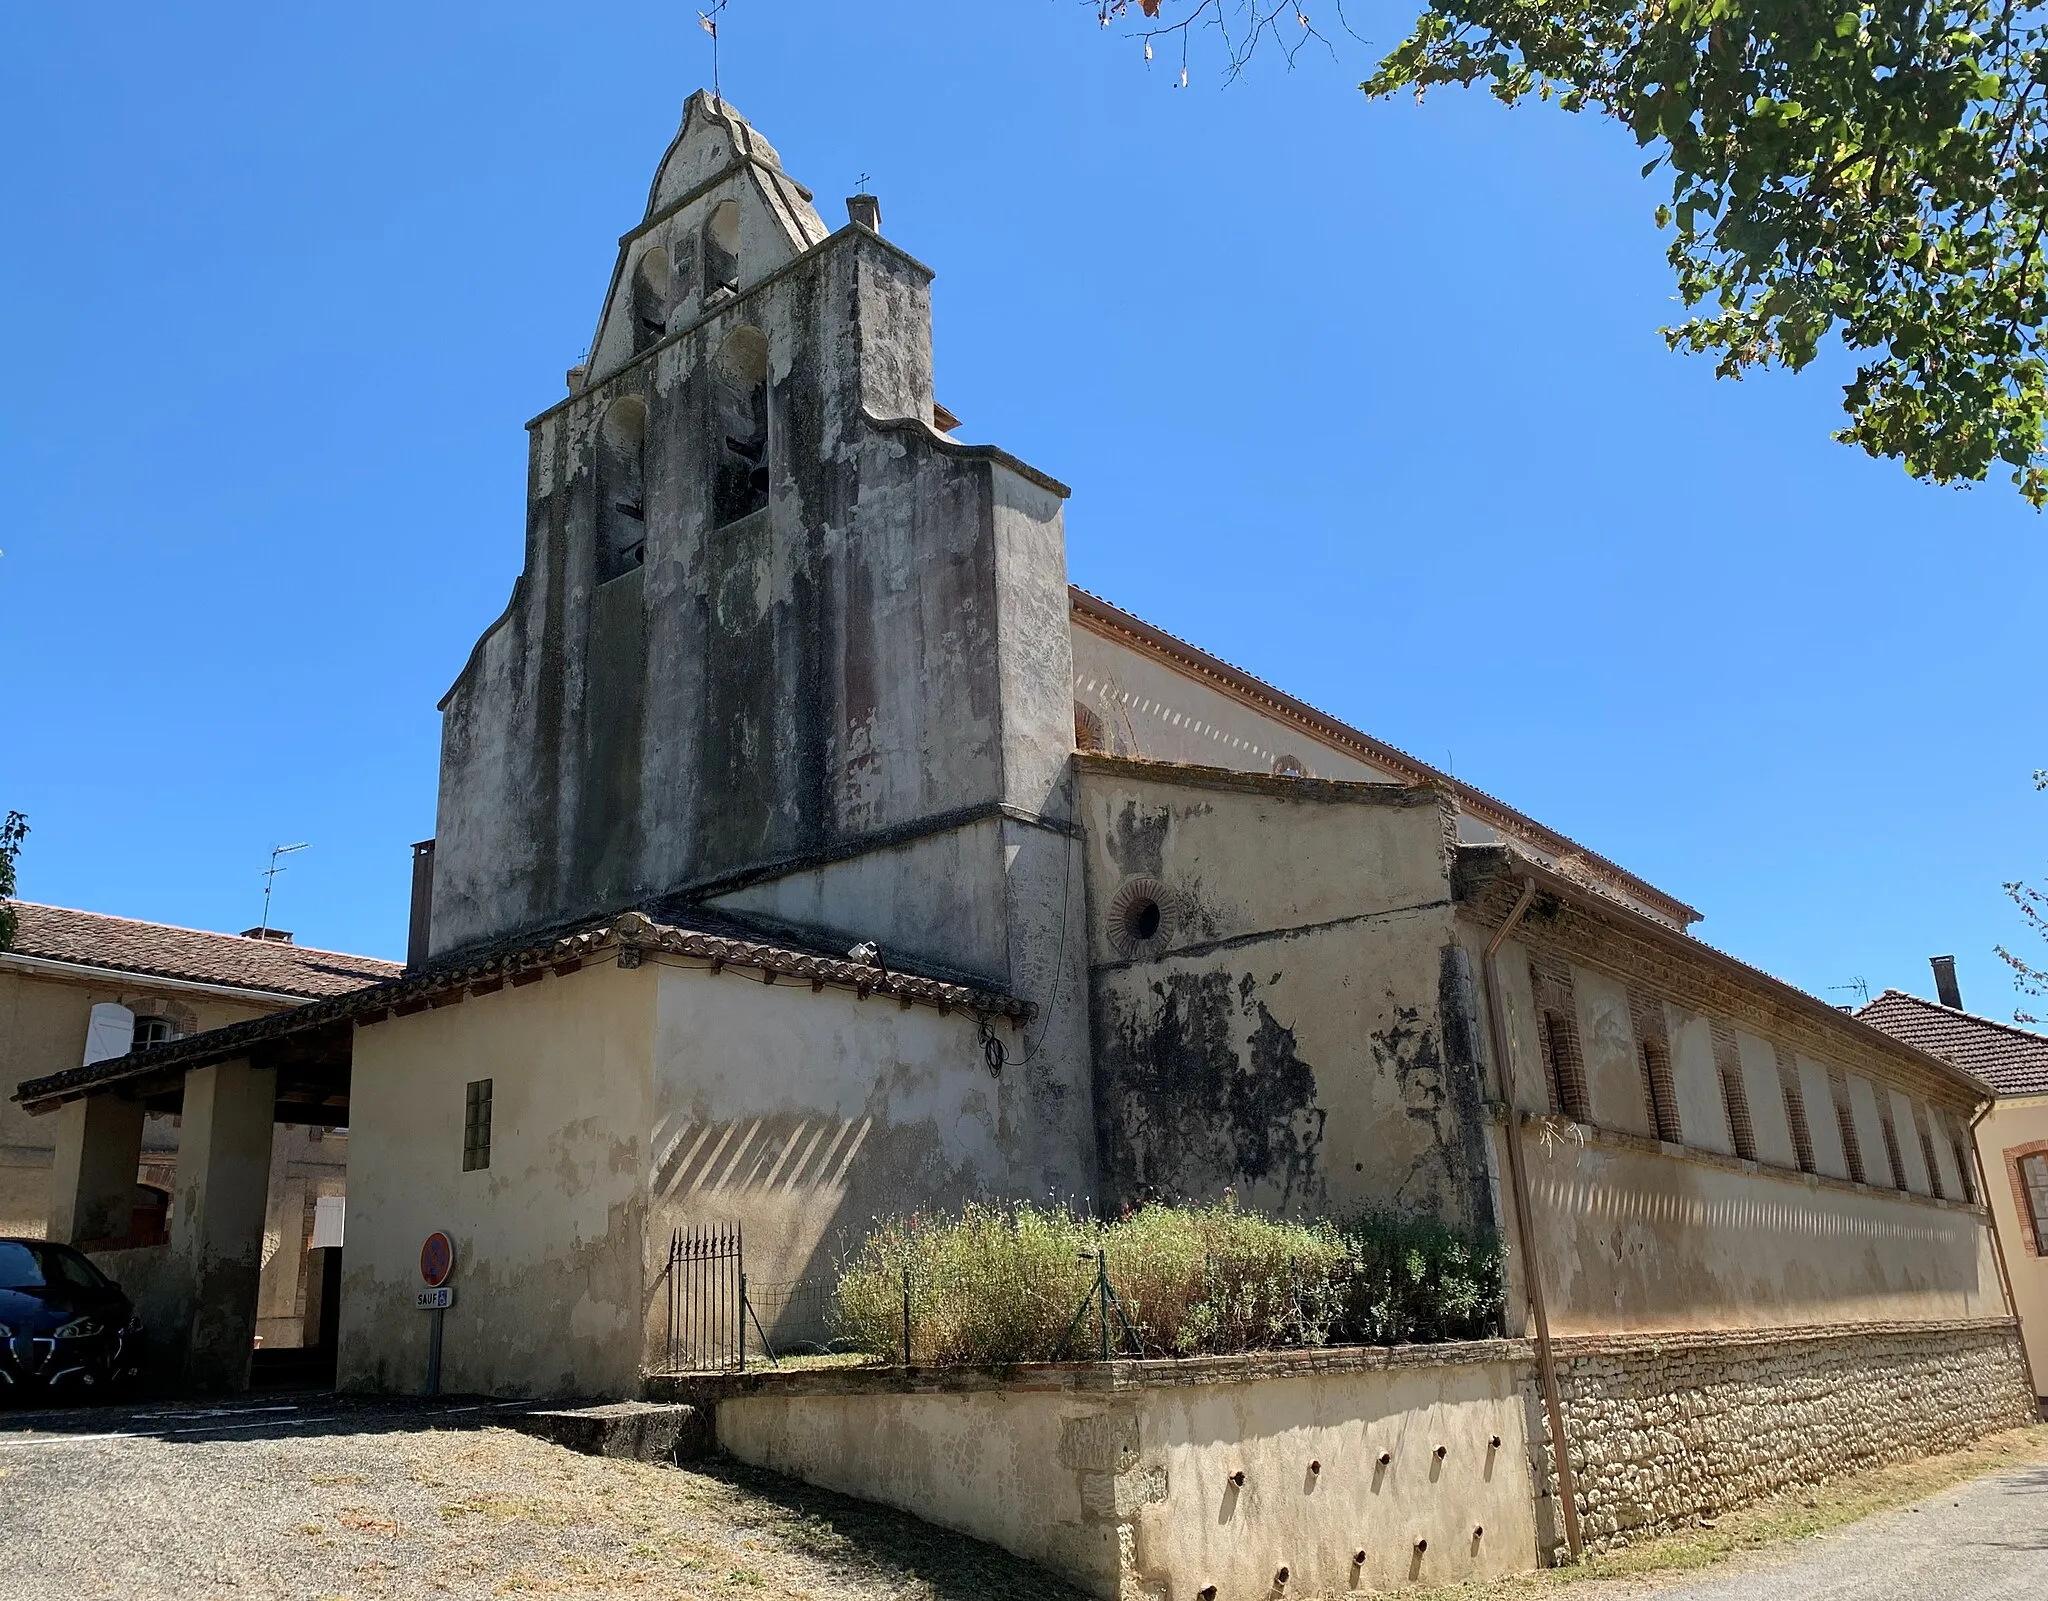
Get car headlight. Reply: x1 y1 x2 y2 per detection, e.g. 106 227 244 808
0 1323 11 1339
54 1316 104 1339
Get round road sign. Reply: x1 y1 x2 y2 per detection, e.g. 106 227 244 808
420 1231 456 1288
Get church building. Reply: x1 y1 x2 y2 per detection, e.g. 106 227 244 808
17 96 2027 1434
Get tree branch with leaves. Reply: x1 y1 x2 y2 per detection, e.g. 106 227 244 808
0 811 27 952
1998 769 2048 1020
1097 0 2048 505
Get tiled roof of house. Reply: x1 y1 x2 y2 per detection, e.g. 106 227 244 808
2 901 401 1000
14 907 1029 1110
1856 989 2048 1098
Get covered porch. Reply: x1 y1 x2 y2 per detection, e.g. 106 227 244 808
18 1006 356 1392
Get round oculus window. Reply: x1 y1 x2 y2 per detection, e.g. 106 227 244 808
1107 876 1177 959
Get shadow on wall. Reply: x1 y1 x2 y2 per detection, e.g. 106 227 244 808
653 1112 874 1210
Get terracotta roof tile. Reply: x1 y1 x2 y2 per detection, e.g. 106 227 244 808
14 907 1027 1109
1856 989 2048 1098
3 901 401 1000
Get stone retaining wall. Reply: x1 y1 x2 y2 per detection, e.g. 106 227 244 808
1539 1318 2035 1553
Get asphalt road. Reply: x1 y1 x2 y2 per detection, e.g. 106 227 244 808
1601 1459 2048 1601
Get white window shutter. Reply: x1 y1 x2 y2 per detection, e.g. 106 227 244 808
82 1002 136 1065
310 1195 346 1249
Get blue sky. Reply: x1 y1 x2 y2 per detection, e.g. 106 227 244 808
2 3 2042 1017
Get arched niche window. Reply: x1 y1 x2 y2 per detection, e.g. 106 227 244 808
132 1016 179 1049
596 396 648 582
630 247 671 352
704 199 741 297
711 326 769 527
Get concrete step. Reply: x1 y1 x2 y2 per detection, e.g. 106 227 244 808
513 1400 713 1463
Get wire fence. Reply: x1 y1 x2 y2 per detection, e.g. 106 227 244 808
656 1202 1506 1374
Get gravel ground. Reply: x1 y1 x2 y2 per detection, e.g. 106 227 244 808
1584 1458 2048 1601
0 1395 1088 1601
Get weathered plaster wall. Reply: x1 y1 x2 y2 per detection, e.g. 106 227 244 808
86 1241 189 1389
339 962 656 1398
1076 759 1493 1231
431 98 1075 987
1542 1321 2037 1553
1517 1127 2006 1333
708 1321 2030 1594
644 954 1056 1355
703 812 1098 1218
1978 1091 2048 1396
1475 917 1997 1333
712 1347 1538 1601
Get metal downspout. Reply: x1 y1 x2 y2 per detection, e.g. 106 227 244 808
1970 1099 2021 1324
1481 876 1585 1562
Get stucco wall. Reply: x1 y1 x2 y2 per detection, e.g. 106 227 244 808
340 944 1060 1397
713 1347 1539 1600
645 953 1048 1356
1517 1126 2007 1333
1475 921 1996 1334
339 961 657 1398
1075 759 1493 1231
1979 1092 2048 1396
1543 1320 2037 1553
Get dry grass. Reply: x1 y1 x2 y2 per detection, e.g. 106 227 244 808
0 1405 1089 1601
1404 1422 2048 1601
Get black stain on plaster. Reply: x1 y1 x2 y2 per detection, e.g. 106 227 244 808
1097 969 1327 1210
1107 800 1170 880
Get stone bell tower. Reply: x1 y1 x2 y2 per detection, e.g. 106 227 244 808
426 94 1082 1051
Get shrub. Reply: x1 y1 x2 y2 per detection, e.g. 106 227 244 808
831 1198 1503 1365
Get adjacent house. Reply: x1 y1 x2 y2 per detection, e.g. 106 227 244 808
13 93 2031 1526
0 902 397 1346
1861 964 2048 1408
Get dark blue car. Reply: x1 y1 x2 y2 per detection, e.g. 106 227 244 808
0 1238 143 1401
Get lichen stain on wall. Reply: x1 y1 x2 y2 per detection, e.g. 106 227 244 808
1098 968 1327 1210
1106 798 1172 880
1371 1002 1474 1219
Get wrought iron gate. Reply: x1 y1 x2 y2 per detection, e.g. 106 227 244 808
664 1223 744 1373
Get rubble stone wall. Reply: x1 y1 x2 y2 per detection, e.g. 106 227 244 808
1541 1318 2036 1553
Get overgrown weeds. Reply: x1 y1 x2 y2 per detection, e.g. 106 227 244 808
832 1198 1503 1366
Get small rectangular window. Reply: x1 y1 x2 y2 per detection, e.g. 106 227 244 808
463 1078 493 1172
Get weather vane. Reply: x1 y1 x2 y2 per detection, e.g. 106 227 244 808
698 0 730 103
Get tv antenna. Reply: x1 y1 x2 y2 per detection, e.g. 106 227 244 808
1827 976 1871 1008
260 842 310 938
